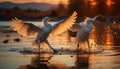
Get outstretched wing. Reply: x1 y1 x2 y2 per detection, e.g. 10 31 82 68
50 11 77 36
10 17 41 37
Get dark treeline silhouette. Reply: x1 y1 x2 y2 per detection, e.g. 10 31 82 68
68 0 120 22
0 7 51 20
0 0 120 21
0 1 68 21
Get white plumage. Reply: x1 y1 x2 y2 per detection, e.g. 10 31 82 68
70 15 99 51
10 11 77 52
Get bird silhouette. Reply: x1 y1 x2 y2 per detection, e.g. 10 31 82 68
70 15 99 52
10 11 77 52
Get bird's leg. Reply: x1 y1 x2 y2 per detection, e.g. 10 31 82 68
38 44 40 54
45 40 57 52
77 42 79 52
37 39 41 54
87 39 91 52
76 38 80 52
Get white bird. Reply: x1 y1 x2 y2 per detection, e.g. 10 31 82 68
10 11 77 52
70 15 99 52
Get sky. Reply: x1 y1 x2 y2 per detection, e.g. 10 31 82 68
0 0 68 5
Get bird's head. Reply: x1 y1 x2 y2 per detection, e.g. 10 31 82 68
89 15 100 22
84 15 100 24
43 17 56 21
44 17 50 20
41 17 50 27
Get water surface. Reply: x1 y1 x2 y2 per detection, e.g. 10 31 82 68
0 43 120 69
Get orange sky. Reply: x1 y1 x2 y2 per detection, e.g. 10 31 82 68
0 0 68 5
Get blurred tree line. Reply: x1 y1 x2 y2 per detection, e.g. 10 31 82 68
0 1 67 20
0 0 120 21
68 0 120 22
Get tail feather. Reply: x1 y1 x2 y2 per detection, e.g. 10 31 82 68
31 40 46 48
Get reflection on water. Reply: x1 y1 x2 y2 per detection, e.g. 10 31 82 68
18 53 72 69
73 48 120 69
18 53 53 69
1 45 120 69
16 47 120 69
75 53 89 69
1 20 120 69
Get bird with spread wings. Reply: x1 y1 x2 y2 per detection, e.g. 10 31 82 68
10 11 77 52
70 15 99 52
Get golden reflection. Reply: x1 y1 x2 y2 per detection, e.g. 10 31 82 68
105 34 113 45
74 52 118 69
88 54 116 69
92 22 114 46
48 61 67 69
103 33 114 48
18 53 74 69
74 54 89 69
18 53 53 69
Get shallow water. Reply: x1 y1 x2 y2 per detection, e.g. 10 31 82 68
0 21 56 26
0 43 120 69
1 21 120 69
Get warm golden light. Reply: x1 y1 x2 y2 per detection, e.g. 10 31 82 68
90 1 97 6
105 34 114 45
0 0 68 5
106 0 114 6
84 0 97 6
114 32 117 35
113 21 116 24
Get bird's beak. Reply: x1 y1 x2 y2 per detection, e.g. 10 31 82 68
48 17 54 21
89 19 95 23
45 17 49 19
90 15 100 23
91 20 94 22
48 17 58 21
45 17 50 21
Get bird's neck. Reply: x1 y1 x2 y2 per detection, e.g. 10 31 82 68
83 23 92 32
43 19 48 26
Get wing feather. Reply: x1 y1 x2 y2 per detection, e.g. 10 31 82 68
10 17 41 37
70 23 81 32
50 11 77 35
